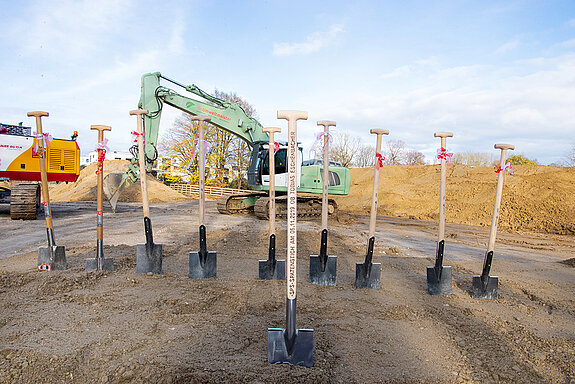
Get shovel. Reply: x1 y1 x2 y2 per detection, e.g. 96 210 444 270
472 143 514 299
427 132 453 295
355 129 389 289
131 109 163 274
259 126 286 280
268 110 314 368
86 125 114 272
309 120 337 286
28 111 67 271
189 116 216 279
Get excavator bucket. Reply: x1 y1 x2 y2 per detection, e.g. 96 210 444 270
103 172 126 212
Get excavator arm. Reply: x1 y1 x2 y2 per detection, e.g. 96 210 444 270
104 72 269 211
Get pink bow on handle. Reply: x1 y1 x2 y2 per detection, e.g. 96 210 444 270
495 162 513 180
95 138 109 174
32 131 53 156
376 152 385 168
309 131 334 156
436 147 453 164
274 142 280 153
131 130 144 143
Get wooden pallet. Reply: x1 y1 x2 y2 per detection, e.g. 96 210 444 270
10 184 40 220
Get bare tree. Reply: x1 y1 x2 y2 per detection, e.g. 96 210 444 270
404 150 426 165
331 131 361 168
564 143 575 166
451 152 495 166
354 144 376 167
383 139 406 165
161 89 256 185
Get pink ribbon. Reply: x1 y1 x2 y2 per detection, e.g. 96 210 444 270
131 130 144 143
376 152 385 168
32 131 53 156
95 139 109 174
436 147 453 165
274 142 280 153
309 131 333 156
186 137 212 170
495 162 513 180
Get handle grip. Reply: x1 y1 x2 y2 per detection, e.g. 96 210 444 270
190 115 212 122
277 110 308 121
494 143 514 151
129 109 149 117
434 132 453 138
27 111 49 118
370 129 389 136
90 125 111 132
263 126 281 134
317 121 336 129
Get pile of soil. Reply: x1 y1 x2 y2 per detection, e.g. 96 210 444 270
336 164 575 235
49 160 188 203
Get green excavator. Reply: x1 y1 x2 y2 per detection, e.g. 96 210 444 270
103 72 350 219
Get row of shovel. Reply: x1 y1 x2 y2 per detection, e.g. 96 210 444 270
30 109 514 368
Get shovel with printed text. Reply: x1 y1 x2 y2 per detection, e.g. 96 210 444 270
131 109 163 274
259 126 286 280
427 132 453 295
355 129 389 289
309 121 337 286
472 144 514 299
267 110 314 367
28 111 67 271
189 116 217 279
86 125 114 271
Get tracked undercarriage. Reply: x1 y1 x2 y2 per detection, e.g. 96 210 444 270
217 193 337 219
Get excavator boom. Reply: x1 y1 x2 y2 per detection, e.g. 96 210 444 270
104 72 350 216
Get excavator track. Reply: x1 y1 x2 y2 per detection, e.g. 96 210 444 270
10 184 40 220
216 192 268 215
253 195 338 220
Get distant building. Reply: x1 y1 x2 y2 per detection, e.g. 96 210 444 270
82 150 132 166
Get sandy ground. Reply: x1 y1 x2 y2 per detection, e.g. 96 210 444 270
1 200 574 383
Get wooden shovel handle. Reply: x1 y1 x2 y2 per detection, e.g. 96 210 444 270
277 110 308 121
129 109 149 118
263 127 281 134
434 132 453 138
91 125 111 143
370 129 389 136
190 115 212 122
27 111 49 118
317 120 336 129
494 143 514 151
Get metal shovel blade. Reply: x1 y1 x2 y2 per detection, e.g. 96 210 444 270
259 259 286 280
267 328 314 367
85 257 114 271
38 246 67 270
471 275 498 299
426 266 452 295
189 251 217 279
136 243 163 274
103 172 125 213
355 262 381 289
309 255 337 286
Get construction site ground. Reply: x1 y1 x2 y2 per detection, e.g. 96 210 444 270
1 197 574 383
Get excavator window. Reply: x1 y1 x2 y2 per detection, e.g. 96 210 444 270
261 148 287 175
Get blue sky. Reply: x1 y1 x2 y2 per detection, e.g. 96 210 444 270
1 0 574 165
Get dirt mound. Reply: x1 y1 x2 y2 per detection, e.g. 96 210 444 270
50 160 189 203
335 164 575 234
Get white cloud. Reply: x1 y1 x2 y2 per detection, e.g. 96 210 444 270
493 39 521 55
272 24 344 56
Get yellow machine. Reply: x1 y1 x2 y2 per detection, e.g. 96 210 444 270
0 122 80 219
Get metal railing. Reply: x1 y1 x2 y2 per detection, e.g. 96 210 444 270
169 183 252 197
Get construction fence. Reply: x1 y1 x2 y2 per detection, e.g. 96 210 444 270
169 183 252 197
